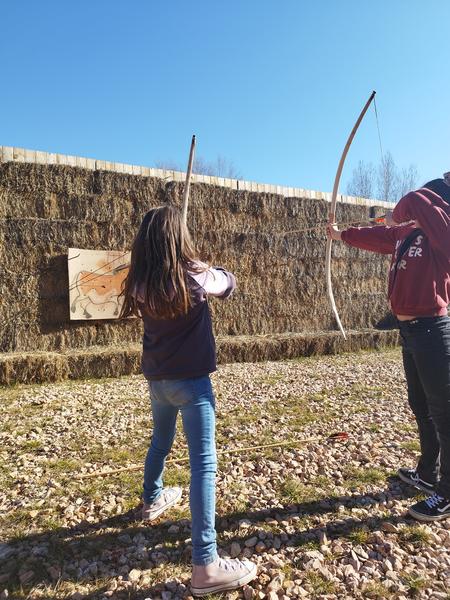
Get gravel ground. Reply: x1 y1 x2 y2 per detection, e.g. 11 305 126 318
1 348 449 600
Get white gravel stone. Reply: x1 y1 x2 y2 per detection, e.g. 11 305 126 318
2 350 450 599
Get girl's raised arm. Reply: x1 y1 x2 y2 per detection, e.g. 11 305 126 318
191 265 236 298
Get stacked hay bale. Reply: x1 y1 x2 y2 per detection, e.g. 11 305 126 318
0 159 395 383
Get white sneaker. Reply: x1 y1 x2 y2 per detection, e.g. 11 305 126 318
191 557 257 597
141 487 182 521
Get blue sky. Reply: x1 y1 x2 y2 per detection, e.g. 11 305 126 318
1 1 449 192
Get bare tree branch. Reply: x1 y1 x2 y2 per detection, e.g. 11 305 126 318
377 152 399 202
347 160 375 198
346 152 419 203
398 164 419 198
155 155 242 179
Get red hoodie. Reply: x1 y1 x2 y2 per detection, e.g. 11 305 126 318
341 188 450 317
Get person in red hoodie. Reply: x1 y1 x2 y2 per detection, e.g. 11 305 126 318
327 174 450 522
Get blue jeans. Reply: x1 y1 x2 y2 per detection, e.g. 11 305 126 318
143 375 218 566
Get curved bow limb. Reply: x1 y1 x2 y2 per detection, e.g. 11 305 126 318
326 91 376 340
182 134 196 225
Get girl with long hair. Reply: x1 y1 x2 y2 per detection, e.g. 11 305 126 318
121 205 257 596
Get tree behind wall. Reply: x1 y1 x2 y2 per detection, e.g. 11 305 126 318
347 152 419 202
347 160 375 199
155 155 242 179
398 164 420 198
377 153 400 202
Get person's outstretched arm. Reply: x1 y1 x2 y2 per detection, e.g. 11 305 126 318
327 222 399 255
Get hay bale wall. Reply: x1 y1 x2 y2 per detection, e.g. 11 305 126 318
0 156 393 358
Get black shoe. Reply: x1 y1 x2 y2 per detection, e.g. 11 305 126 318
397 468 435 494
408 493 450 522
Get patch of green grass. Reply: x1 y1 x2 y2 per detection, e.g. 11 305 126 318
219 496 250 514
20 439 43 451
399 525 432 547
349 383 384 395
112 471 144 511
40 516 63 531
304 571 336 597
216 407 260 437
352 405 371 414
7 573 119 600
279 479 320 504
0 420 15 433
78 477 114 500
305 390 330 403
46 457 83 474
245 445 279 461
165 465 190 487
169 505 191 520
1 403 45 421
401 440 420 452
88 445 142 464
257 374 284 385
311 475 332 489
362 582 393 598
398 423 416 433
257 521 284 536
401 573 428 597
280 563 294 579
0 518 28 541
347 527 370 545
216 478 252 514
368 424 381 433
216 392 323 453
294 537 321 551
289 347 402 366
0 500 46 528
3 506 67 542
0 384 28 403
0 470 15 489
343 467 386 488
268 400 318 431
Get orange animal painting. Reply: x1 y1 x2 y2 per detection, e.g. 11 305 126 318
68 248 131 320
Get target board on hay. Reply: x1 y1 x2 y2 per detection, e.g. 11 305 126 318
68 248 130 320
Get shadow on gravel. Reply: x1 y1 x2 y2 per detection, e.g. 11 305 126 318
3 478 423 598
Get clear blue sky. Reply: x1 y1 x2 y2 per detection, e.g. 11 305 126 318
1 1 449 192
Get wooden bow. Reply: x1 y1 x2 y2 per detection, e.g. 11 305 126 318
182 134 196 225
326 91 376 339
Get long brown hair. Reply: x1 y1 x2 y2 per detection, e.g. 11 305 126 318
120 206 203 320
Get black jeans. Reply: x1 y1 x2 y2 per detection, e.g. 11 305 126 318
399 316 450 498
